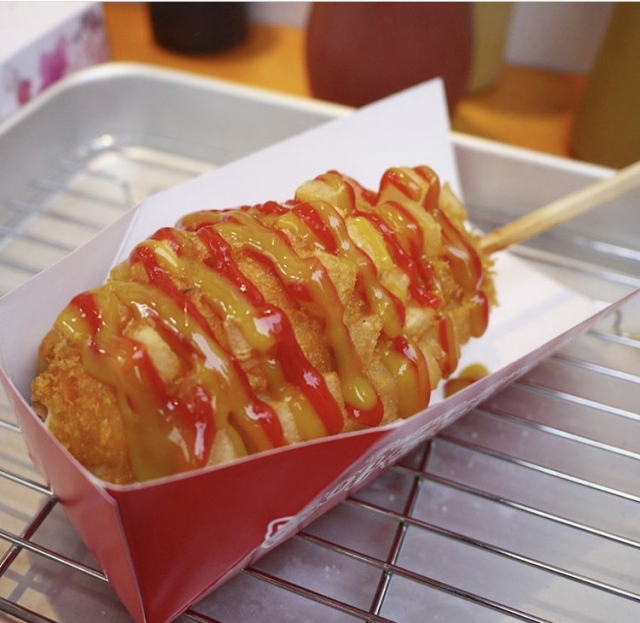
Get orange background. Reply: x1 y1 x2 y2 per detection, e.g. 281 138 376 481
103 2 586 160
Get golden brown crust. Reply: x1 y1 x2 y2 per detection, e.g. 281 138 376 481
32 167 496 484
32 327 135 484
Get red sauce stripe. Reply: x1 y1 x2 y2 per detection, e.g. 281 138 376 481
197 225 345 435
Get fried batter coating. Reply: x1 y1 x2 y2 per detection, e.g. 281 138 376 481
33 328 135 484
31 166 495 483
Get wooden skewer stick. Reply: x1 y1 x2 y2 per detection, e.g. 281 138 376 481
480 160 640 255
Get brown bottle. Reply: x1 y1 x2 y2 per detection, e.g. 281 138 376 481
570 2 640 168
149 2 248 55
306 2 473 112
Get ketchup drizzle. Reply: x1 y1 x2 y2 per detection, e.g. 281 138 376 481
53 165 492 481
196 225 345 435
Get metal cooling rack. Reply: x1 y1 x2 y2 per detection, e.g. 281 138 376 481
1 120 640 623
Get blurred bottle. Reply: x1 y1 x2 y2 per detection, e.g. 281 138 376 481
306 2 473 113
149 2 248 55
467 2 514 93
570 2 640 168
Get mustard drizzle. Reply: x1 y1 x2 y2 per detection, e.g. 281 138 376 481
51 166 490 480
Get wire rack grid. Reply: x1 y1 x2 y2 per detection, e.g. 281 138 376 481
0 127 640 623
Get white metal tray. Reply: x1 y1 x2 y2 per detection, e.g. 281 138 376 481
1 63 639 623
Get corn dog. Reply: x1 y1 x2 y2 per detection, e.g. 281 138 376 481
31 166 495 483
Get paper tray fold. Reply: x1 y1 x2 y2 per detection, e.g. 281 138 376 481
1 274 632 623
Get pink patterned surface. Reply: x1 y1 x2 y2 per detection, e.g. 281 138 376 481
1 4 109 122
